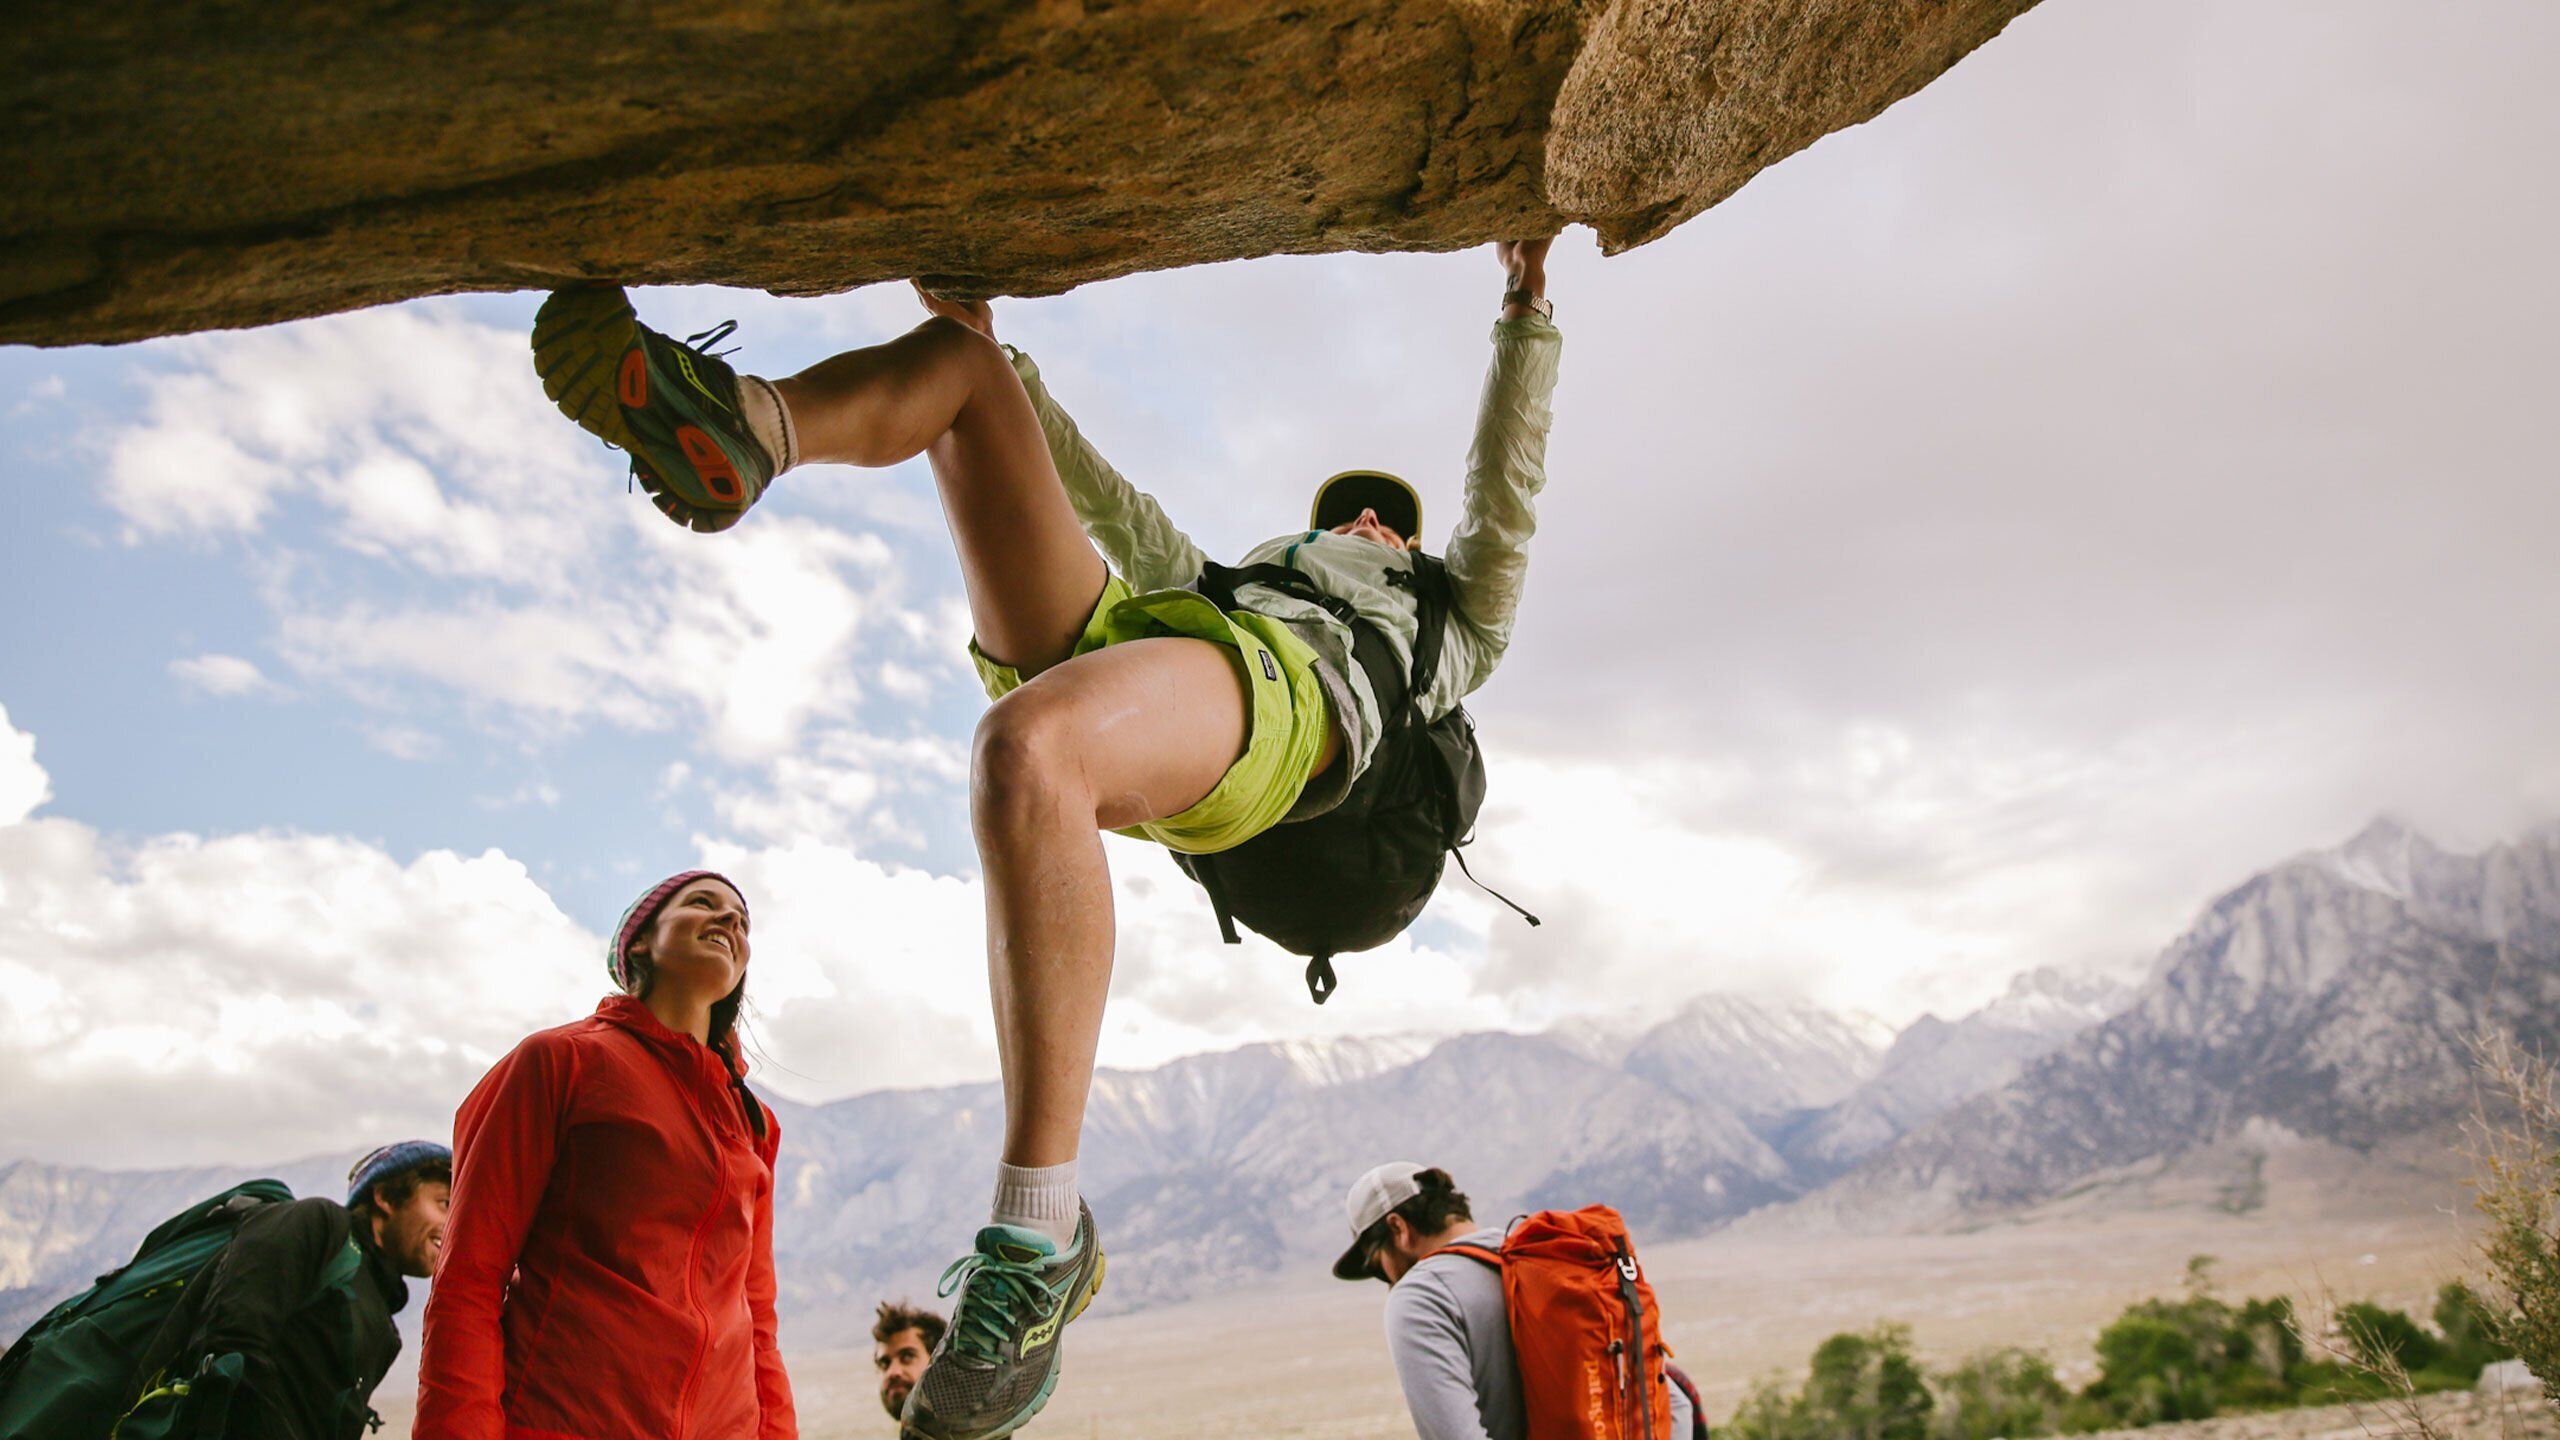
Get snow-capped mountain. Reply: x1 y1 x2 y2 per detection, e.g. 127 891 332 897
8 817 2536 1341
1620 994 1890 1119
1784 818 2560 1226
1776 966 2134 1178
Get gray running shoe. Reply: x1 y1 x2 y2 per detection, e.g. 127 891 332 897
530 285 773 533
899 1202 1106 1440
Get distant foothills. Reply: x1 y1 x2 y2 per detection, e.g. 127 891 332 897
4 817 2555 1343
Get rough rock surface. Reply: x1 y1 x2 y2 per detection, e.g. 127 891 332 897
0 0 2040 346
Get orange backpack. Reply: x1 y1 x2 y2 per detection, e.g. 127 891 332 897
1432 1206 1675 1440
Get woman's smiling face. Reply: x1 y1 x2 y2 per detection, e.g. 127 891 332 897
641 877 751 996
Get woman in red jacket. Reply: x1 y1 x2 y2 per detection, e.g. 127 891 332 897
417 870 796 1440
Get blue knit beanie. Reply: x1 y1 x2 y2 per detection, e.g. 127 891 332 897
346 1140 453 1208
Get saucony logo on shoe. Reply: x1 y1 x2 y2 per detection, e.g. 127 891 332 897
529 288 772 534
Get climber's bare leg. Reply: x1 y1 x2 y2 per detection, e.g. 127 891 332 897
972 636 1273 1165
773 312 1104 674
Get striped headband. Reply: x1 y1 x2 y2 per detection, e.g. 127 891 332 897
608 869 747 991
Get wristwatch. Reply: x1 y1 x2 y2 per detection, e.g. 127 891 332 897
1501 288 1553 321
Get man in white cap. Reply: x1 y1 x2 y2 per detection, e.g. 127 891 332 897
1332 1161 1696 1440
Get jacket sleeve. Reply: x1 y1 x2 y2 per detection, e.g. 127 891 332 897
1383 1270 1497 1440
1435 313 1562 707
415 1035 570 1440
1005 346 1208 594
750 1103 798 1439
183 1198 346 1385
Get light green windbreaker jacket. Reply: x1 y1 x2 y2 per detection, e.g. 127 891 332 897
1005 313 1563 783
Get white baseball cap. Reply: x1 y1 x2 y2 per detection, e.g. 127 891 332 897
1331 1161 1428 1281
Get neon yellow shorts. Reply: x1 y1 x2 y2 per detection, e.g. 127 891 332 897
970 576 1336 855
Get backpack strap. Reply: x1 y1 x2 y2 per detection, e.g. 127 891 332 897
315 1237 363 1295
1193 558 1425 725
1188 857 1244 947
1397 552 1454 716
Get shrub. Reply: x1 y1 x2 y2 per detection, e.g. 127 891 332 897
2335 1301 2444 1376
2432 1280 2514 1380
2468 1032 2560 1413
1932 1348 2069 1440
1804 1324 1936 1440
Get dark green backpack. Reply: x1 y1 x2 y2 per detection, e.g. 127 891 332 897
0 1180 293 1439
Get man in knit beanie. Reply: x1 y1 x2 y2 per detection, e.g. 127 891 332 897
120 1142 451 1439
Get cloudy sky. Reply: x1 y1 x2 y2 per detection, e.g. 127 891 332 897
3 0 2555 1168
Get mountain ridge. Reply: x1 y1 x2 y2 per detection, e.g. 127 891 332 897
5 818 2545 1342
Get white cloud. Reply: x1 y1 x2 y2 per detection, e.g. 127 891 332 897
705 835 1513 1102
364 724 442 762
99 307 954 781
0 705 51 827
0 703 1504 1166
0 709 596 1165
169 653 279 699
712 730 966 849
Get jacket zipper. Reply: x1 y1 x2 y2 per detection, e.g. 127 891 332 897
668 1049 739 1437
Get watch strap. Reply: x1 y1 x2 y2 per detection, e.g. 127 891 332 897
1501 289 1553 321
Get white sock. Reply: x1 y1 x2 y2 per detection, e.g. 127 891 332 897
990 1159 1080 1251
737 374 799 477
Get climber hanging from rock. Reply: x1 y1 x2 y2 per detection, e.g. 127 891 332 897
525 235 1560 1440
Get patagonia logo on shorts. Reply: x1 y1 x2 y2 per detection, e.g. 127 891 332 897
1258 650 1278 681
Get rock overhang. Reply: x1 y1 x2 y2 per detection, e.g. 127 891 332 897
0 0 2043 347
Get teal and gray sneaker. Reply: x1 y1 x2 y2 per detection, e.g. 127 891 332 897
900 1202 1106 1440
530 285 774 532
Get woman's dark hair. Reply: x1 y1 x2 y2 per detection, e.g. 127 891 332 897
623 910 763 1140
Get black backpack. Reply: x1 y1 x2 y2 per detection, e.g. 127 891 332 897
1175 556 1535 1003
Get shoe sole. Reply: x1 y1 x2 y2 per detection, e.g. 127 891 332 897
901 1246 1106 1440
531 286 759 530
530 286 641 452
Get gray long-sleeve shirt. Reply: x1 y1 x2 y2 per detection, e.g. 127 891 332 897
1385 1225 1696 1440
1006 314 1563 787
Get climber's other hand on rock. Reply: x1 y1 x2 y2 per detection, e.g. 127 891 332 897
912 281 996 340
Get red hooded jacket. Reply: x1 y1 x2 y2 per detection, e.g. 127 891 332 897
416 995 795 1440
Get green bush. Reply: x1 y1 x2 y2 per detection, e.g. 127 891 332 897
1805 1324 1937 1440
1721 1269 2515 1440
1931 1348 2069 1440
1722 1326 1935 1440
2335 1301 2444 1376
1725 1373 1806 1440
2085 1302 2230 1423
2433 1281 2516 1381
2467 1032 2560 1412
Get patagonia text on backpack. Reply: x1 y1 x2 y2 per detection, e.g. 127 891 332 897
0 1179 291 1439
1432 1206 1677 1440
